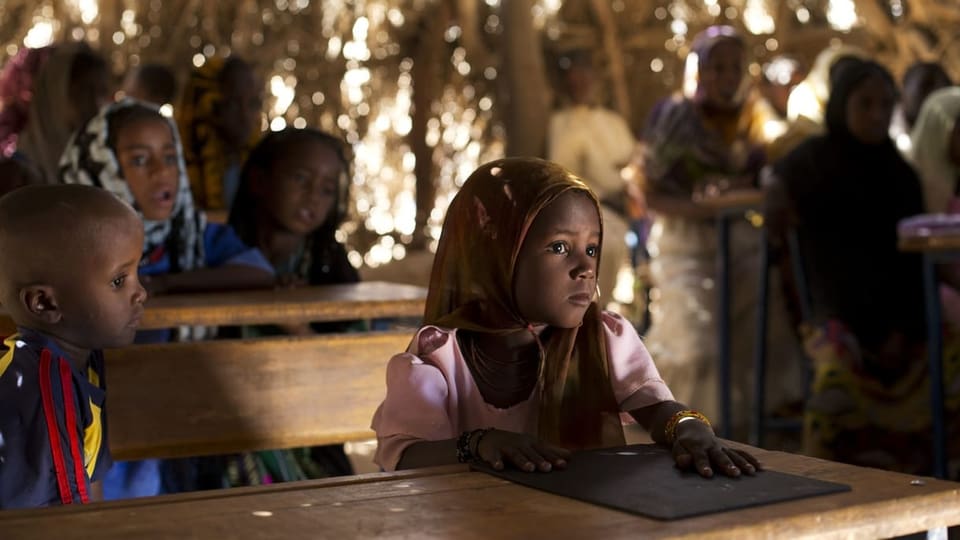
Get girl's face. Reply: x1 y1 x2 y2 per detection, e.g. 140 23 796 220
844 74 895 145
513 191 600 329
257 139 340 236
698 40 744 108
114 117 179 221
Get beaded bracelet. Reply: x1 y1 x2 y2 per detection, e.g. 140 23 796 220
663 410 711 445
456 428 491 463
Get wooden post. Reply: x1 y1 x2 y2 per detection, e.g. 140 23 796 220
409 5 448 249
588 0 631 121
501 0 551 157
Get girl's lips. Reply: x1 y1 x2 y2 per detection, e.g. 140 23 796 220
568 293 592 306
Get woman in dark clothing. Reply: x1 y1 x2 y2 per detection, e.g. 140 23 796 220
767 58 960 475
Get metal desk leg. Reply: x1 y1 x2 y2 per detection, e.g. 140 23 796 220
751 227 770 447
923 253 946 479
717 216 732 438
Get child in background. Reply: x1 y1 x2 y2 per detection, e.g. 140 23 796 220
230 127 360 336
178 56 262 210
217 128 360 484
60 100 273 299
0 184 147 508
59 99 273 499
372 158 759 477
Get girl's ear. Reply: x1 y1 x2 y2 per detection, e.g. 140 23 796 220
20 285 63 325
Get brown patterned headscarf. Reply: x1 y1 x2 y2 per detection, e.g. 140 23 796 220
425 157 625 449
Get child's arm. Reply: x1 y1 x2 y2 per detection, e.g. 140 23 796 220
141 264 273 295
398 430 571 473
631 401 762 478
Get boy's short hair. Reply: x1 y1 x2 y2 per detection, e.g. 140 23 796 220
0 184 136 313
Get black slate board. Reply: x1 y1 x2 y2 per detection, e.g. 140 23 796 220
472 443 850 520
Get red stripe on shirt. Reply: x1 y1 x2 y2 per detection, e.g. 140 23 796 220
59 358 90 504
39 349 73 505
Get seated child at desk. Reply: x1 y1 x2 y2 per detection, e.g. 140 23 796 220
372 158 761 476
58 99 273 499
0 185 147 508
229 127 361 336
209 128 361 484
60 99 273 301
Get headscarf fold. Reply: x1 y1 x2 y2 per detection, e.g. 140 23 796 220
425 157 624 449
59 99 206 272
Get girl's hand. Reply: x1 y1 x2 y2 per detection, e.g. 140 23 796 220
672 420 762 478
475 429 571 473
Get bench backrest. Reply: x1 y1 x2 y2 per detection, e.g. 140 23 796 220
106 331 412 461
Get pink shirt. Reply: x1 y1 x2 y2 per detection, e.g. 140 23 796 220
371 311 674 471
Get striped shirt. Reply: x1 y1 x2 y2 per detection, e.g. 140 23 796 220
0 328 111 508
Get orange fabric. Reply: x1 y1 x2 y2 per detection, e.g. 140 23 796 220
424 158 624 449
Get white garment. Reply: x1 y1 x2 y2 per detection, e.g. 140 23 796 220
547 106 636 201
548 106 636 306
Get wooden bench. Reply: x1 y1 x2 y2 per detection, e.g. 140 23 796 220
106 331 412 461
0 281 426 333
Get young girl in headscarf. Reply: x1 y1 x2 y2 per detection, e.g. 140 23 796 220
372 157 759 477
768 59 960 474
639 26 799 430
60 100 273 300
59 100 274 498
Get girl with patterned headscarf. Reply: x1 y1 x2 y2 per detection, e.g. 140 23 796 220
58 98 273 499
60 99 273 298
177 56 262 210
372 157 759 478
640 26 800 432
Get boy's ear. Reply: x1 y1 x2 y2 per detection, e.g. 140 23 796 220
20 285 63 325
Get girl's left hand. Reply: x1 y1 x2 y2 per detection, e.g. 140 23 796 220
672 420 762 478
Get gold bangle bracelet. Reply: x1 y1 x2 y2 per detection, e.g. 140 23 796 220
664 410 711 444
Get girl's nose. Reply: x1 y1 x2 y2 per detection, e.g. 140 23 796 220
571 260 596 280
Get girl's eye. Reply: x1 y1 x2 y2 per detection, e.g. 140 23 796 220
586 245 598 257
164 154 178 166
130 156 147 167
111 275 125 289
549 242 569 255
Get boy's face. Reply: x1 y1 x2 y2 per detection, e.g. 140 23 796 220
54 215 147 350
513 191 600 329
258 139 340 236
115 118 179 221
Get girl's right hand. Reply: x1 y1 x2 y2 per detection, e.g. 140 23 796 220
475 429 571 472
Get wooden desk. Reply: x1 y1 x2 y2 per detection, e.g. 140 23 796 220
1 281 426 332
2 447 957 539
898 232 960 479
695 189 764 439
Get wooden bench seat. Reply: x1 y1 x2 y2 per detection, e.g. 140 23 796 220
106 331 412 461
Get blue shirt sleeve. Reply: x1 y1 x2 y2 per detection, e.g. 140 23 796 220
203 223 273 273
